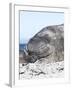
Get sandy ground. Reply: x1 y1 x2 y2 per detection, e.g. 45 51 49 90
19 59 64 79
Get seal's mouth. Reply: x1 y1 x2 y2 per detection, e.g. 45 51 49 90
23 49 37 63
23 48 52 63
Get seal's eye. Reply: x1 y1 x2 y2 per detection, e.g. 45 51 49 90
38 34 51 43
43 35 51 43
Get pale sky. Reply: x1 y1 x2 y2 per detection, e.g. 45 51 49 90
20 11 64 44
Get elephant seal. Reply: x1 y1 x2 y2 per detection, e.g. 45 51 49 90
25 24 64 63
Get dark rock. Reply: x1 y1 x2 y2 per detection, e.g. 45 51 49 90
19 72 24 74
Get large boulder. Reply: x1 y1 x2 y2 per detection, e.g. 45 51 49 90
27 24 64 63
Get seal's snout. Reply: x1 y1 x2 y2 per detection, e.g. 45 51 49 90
23 48 37 63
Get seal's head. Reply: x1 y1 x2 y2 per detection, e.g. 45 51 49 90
25 24 64 63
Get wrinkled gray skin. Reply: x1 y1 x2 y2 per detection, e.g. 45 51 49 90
25 24 64 63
